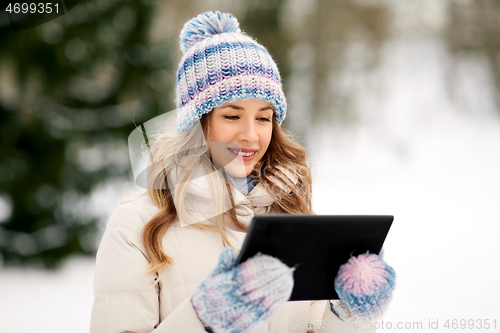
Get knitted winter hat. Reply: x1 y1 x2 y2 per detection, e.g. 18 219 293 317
175 11 287 133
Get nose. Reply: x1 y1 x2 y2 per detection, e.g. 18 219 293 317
238 118 259 143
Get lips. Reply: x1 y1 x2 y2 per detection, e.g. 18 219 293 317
228 147 258 153
227 147 258 160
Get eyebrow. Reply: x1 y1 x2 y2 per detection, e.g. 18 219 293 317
220 104 274 112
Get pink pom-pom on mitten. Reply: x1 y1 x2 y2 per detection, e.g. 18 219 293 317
334 253 396 321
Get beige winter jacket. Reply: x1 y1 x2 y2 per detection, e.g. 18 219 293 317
90 166 375 333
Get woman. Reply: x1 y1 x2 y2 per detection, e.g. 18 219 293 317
90 11 395 333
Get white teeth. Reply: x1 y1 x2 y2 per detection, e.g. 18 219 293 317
229 149 255 157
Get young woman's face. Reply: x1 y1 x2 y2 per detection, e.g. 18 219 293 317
208 99 274 177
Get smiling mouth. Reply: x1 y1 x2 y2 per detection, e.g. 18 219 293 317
227 148 257 157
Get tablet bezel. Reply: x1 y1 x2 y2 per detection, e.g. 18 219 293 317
236 214 393 301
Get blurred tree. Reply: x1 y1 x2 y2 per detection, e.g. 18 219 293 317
446 0 500 109
281 0 389 148
0 0 293 269
308 0 389 122
0 0 175 268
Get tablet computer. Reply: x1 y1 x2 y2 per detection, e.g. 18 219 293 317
236 214 393 301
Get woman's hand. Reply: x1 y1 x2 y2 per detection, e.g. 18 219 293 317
333 253 396 321
191 247 294 333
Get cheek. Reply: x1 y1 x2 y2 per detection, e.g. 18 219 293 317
261 129 273 150
209 123 232 142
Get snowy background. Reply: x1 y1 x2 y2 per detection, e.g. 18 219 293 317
1 0 500 332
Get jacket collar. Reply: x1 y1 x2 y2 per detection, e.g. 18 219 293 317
166 164 297 228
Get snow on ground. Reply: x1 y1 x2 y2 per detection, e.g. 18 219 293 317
0 256 95 333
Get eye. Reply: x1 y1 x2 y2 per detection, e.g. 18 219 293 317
223 115 239 120
258 117 271 122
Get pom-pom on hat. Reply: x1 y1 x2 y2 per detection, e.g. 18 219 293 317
175 11 287 133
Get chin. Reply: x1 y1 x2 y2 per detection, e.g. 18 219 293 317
225 168 249 178
224 164 253 178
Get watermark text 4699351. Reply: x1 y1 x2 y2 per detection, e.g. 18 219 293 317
3 0 79 33
6 2 61 14
289 318 498 331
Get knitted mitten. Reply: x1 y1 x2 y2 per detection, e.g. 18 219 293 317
191 247 294 333
333 253 396 321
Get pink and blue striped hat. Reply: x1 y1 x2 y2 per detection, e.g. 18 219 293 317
175 11 287 133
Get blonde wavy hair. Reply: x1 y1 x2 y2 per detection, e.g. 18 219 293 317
142 111 315 277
